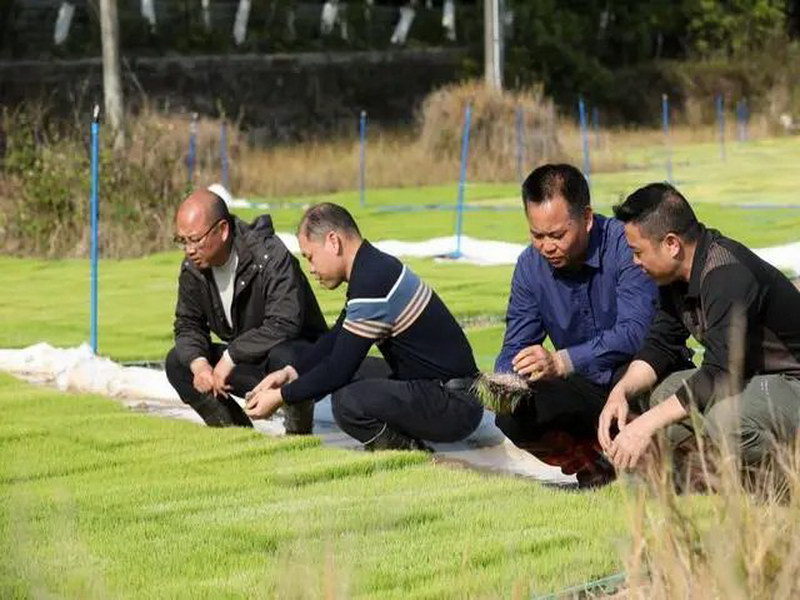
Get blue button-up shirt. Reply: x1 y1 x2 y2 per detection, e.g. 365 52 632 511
495 214 657 387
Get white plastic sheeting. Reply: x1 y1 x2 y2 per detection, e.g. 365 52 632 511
53 2 75 45
217 186 800 273
442 0 456 41
390 5 416 45
233 0 251 45
141 0 157 30
271 231 800 274
0 343 574 485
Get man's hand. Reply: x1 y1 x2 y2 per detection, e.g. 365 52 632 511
245 388 284 420
247 366 298 400
607 416 657 471
598 384 630 453
512 345 566 382
190 358 214 394
212 354 235 398
608 394 688 471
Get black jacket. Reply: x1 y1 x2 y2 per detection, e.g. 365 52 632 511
172 215 327 367
637 225 800 411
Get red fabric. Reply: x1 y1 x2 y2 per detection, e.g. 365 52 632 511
518 431 605 476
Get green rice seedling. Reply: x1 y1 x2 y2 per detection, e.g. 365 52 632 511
473 372 532 414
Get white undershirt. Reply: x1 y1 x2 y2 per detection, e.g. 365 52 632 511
212 249 238 329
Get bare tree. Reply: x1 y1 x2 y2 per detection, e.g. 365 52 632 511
484 0 503 90
100 0 124 148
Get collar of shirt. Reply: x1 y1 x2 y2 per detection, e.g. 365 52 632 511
346 239 372 300
686 224 714 298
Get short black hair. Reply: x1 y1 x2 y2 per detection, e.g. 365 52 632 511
298 202 361 240
613 183 700 242
521 164 590 217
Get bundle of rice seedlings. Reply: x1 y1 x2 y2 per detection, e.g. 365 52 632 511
473 372 532 415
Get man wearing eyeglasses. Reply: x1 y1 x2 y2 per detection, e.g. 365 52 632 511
165 188 328 432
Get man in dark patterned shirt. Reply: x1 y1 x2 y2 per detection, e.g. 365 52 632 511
599 183 800 478
244 202 484 451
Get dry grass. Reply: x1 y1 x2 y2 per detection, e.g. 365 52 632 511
232 83 777 199
621 439 800 599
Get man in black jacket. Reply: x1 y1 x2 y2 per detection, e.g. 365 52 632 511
598 183 800 476
165 189 327 432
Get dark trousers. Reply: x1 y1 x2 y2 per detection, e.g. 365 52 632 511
331 359 485 444
165 340 314 431
494 375 609 475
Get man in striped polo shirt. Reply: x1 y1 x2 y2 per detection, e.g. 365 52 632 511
244 202 484 450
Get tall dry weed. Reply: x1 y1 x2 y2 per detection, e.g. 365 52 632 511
623 441 800 599
622 318 800 598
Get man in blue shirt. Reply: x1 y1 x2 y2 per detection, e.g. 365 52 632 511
495 164 658 486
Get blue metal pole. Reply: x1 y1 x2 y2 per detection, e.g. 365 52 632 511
187 112 198 187
90 105 100 355
737 98 749 142
453 103 473 258
515 106 524 184
662 94 673 184
220 120 229 189
359 110 367 208
578 96 591 187
719 95 726 159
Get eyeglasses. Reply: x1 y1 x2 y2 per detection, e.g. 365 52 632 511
174 219 224 249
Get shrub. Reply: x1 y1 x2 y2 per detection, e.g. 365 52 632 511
0 105 242 258
417 80 563 181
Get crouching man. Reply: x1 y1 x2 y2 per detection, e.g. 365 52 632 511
165 189 328 432
244 202 484 451
494 164 658 487
599 183 800 481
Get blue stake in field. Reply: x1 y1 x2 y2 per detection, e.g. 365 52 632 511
716 94 726 162
451 102 473 259
359 110 367 208
592 106 601 149
89 105 100 354
662 93 673 183
578 96 591 188
737 98 749 142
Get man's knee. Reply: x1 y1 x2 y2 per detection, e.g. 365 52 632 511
330 386 355 426
495 412 525 444
650 369 697 407
705 402 772 466
165 347 186 387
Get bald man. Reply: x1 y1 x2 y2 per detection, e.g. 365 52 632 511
165 189 328 432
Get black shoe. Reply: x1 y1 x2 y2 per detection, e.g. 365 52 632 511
576 455 616 489
282 400 314 435
364 426 432 452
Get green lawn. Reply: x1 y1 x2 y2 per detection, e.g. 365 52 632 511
0 374 625 599
1 135 799 597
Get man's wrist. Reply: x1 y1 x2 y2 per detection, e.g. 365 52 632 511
284 365 299 383
190 357 212 375
554 349 574 378
641 395 686 432
221 350 236 368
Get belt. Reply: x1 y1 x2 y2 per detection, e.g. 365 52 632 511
443 376 477 392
